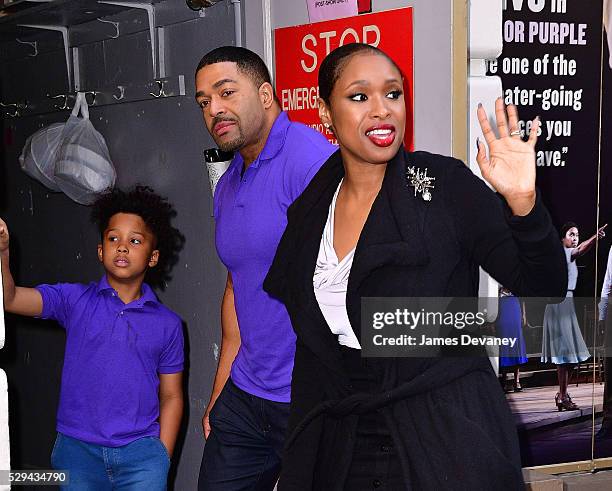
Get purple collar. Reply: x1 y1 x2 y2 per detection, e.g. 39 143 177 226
229 111 291 174
96 275 158 308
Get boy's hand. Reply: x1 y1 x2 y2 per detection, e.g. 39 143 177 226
0 218 9 255
0 219 43 317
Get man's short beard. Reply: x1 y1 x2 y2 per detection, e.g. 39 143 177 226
211 116 245 153
217 135 245 153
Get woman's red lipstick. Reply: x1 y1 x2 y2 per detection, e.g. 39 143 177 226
365 124 396 147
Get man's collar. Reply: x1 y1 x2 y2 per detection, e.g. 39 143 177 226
228 111 290 172
258 111 290 163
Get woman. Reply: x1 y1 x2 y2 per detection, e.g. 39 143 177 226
497 287 528 393
541 221 606 411
264 44 567 490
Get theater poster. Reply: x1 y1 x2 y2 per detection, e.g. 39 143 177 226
488 0 612 469
274 7 414 150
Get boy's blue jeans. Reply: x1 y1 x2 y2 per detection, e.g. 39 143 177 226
51 432 170 490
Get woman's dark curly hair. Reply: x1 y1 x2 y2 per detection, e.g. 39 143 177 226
91 186 185 289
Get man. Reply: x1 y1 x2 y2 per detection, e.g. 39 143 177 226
194 47 335 490
597 245 612 440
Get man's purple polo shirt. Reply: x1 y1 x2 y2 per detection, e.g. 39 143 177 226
36 276 184 447
214 111 335 402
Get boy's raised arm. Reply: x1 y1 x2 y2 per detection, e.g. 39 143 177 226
0 218 43 317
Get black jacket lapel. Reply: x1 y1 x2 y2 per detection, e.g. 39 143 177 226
289 151 347 377
287 148 430 374
346 149 431 344
348 149 430 293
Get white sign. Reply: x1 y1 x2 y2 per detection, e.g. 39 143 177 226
306 0 358 23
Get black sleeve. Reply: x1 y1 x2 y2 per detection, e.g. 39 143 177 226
278 340 324 490
446 159 567 298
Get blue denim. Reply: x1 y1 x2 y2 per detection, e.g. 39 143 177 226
51 433 170 490
198 378 290 491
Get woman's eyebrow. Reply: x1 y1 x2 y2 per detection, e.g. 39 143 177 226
345 79 369 89
344 78 402 90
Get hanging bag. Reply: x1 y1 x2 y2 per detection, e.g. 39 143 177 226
53 92 116 205
19 122 64 192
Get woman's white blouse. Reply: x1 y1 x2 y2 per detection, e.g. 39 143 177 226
313 180 361 349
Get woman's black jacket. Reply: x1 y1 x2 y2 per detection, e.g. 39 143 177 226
264 148 567 490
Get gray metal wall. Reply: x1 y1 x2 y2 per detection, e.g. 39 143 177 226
0 1 235 489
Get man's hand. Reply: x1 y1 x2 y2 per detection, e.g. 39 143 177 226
202 407 212 440
201 272 241 440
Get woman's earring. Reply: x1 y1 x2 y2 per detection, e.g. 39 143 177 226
324 123 330 129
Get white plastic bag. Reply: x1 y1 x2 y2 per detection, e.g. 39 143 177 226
19 122 64 191
54 92 116 205
204 148 233 196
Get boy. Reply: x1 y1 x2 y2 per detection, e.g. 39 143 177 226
0 186 185 490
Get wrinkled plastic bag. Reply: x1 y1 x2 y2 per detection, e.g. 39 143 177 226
204 148 233 196
54 92 116 205
19 122 64 192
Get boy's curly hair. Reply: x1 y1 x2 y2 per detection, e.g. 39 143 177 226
91 186 185 289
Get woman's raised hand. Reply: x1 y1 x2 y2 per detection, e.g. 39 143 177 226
476 97 540 216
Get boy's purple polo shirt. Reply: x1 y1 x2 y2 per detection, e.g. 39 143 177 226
214 111 335 402
36 276 184 447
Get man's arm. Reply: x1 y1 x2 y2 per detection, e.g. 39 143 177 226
159 372 183 457
0 218 42 317
202 271 241 439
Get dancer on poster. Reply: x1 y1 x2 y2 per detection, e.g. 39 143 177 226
541 222 606 411
498 287 528 393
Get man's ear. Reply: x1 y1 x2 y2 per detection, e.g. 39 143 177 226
149 249 160 268
318 98 333 131
259 82 275 110
97 244 103 263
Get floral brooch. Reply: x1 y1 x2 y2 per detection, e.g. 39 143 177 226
406 166 436 201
